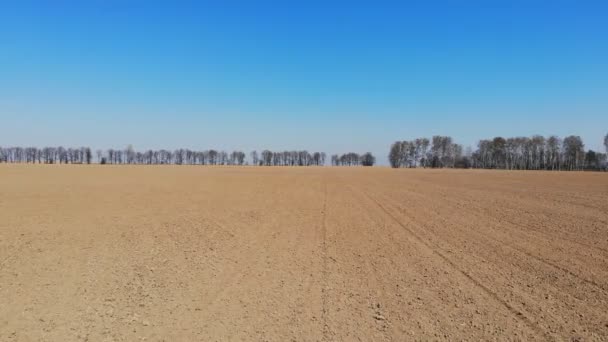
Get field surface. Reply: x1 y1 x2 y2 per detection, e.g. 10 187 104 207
1 165 607 341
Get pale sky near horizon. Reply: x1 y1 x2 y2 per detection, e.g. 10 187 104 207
1 1 607 164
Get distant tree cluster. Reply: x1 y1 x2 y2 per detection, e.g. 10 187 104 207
251 150 326 166
388 135 470 168
330 152 376 166
0 146 328 167
390 133 608 171
389 137 465 168
472 135 585 171
98 146 247 165
0 146 92 164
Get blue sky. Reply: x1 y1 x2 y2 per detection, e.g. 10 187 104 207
1 1 607 163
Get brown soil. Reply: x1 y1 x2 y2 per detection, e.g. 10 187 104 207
1 165 607 341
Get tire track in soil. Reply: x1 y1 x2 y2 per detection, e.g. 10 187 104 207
320 179 330 342
368 182 608 295
427 204 608 294
364 186 608 336
324 178 396 341
284 175 324 340
347 183 551 340
489 215 608 255
426 185 608 256
407 179 608 256
335 184 402 341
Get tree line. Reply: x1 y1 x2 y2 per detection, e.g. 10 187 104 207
390 133 608 171
251 150 326 166
3 133 605 170
0 146 336 166
0 146 93 164
330 152 376 166
100 147 248 165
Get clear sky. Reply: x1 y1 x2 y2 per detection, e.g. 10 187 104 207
1 1 607 163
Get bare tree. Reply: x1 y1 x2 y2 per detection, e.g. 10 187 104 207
360 152 375 166
562 135 585 171
85 148 92 164
389 142 403 168
331 154 339 166
250 151 259 166
546 136 561 171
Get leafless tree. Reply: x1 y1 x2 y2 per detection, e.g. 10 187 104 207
562 135 585 171
360 152 375 166
250 151 259 166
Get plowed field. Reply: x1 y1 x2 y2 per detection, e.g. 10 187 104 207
1 165 607 341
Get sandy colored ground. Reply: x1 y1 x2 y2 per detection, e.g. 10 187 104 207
1 165 607 341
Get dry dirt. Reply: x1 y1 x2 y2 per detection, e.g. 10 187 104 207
1 165 607 341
